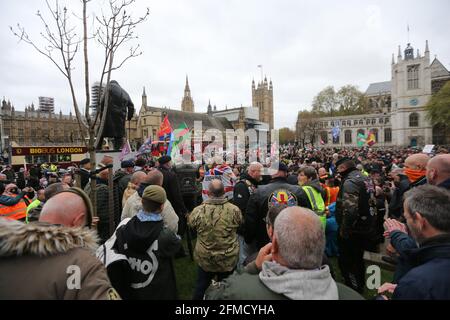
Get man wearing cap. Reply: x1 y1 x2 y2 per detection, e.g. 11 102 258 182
98 185 181 300
0 189 119 300
335 157 377 294
78 158 91 190
244 162 311 252
114 160 135 201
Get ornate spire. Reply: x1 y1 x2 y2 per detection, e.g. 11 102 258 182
425 40 429 53
143 86 147 97
185 75 190 92
392 53 395 65
398 45 402 60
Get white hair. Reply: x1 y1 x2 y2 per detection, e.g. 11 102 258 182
274 207 325 270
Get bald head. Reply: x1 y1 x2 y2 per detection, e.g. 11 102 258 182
145 169 164 186
426 154 450 186
131 171 147 186
208 179 225 198
405 153 430 170
39 192 87 227
272 206 325 270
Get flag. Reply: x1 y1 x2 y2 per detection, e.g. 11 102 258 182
357 133 367 147
332 122 340 142
120 139 131 161
137 137 152 156
158 115 172 141
173 122 189 139
366 131 376 147
170 123 191 159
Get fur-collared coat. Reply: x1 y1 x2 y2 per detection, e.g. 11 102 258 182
0 219 120 300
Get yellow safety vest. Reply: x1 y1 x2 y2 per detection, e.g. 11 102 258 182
302 186 326 229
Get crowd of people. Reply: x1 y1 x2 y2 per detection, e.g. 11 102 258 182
0 144 450 300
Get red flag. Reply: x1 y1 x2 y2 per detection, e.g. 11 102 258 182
158 115 172 140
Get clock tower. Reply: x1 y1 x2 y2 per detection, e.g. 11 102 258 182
391 41 433 146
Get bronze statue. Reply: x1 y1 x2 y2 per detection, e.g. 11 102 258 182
98 80 135 150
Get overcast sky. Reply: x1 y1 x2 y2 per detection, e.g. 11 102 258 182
1 0 449 129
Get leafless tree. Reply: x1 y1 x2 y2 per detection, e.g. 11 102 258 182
10 0 149 215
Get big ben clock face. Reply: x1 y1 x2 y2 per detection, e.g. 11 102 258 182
410 98 419 106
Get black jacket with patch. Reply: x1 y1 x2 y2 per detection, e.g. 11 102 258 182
244 177 311 250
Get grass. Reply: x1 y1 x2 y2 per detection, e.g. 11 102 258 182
174 239 394 300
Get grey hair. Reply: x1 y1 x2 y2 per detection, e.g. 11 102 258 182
404 185 450 232
274 207 325 270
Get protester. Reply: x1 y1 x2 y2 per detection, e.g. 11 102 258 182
206 207 363 300
98 185 181 300
0 190 119 300
78 158 91 189
244 163 311 251
233 162 263 265
121 171 147 207
379 185 450 300
114 160 135 201
121 169 179 234
335 157 378 293
188 179 242 300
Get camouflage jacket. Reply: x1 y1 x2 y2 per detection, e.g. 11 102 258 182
335 168 376 239
188 198 243 273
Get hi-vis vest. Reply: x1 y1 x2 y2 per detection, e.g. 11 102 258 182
324 186 339 207
0 198 29 221
302 186 326 229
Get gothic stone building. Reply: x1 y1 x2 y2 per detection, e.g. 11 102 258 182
137 76 273 145
297 41 450 148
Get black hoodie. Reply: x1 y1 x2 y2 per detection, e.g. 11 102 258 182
106 216 181 300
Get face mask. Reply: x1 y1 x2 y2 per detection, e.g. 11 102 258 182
404 168 426 183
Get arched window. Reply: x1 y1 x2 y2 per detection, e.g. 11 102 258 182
359 120 363 125
320 131 328 144
379 118 384 124
345 130 352 144
371 128 379 142
371 119 376 125
366 119 371 125
409 113 419 127
354 120 358 125
385 128 392 143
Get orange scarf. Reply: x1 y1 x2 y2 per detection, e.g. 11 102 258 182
404 168 426 183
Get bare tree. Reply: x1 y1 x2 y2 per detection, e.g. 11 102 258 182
296 111 321 147
10 0 149 216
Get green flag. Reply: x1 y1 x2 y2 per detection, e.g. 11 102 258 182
357 133 366 147
170 123 191 159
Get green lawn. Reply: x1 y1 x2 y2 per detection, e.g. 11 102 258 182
174 239 394 300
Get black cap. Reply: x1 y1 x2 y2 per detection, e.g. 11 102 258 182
335 157 352 167
121 160 135 168
158 155 172 165
80 158 90 165
278 162 289 172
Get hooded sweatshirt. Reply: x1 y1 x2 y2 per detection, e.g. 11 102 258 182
100 214 181 300
259 261 338 300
